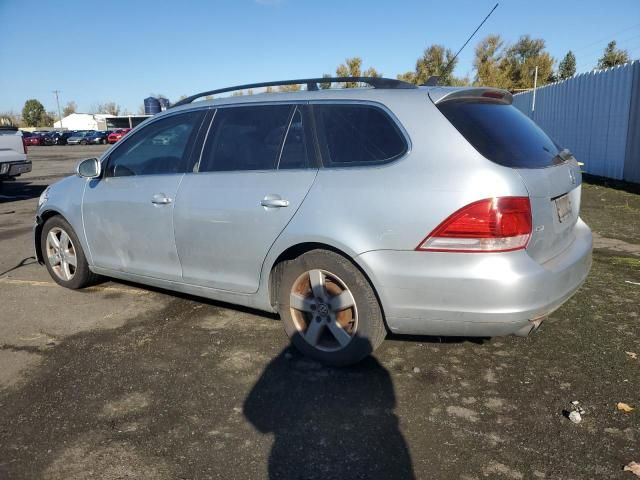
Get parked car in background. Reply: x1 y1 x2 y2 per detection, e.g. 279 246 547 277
86 131 109 145
107 128 131 144
0 125 31 181
43 131 68 146
24 133 46 146
67 131 97 145
34 77 593 366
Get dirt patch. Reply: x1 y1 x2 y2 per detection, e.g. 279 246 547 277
0 349 42 390
44 436 172 480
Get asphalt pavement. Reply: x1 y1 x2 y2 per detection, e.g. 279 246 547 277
0 146 638 479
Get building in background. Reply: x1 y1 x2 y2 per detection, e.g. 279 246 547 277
53 113 113 130
54 113 152 130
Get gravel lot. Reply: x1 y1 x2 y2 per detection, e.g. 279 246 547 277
0 146 639 479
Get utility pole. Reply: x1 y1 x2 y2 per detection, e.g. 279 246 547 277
53 90 63 129
531 66 538 115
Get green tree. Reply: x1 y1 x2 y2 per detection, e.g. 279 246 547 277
22 99 46 127
398 44 460 86
502 35 555 89
474 34 510 88
62 101 77 117
42 111 55 127
336 57 380 87
597 41 630 69
319 73 332 90
558 51 576 80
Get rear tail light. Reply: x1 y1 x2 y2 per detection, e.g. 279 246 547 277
416 197 532 253
22 137 28 154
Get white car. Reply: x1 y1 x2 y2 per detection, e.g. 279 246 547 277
0 125 32 181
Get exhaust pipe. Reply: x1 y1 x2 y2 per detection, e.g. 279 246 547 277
514 314 547 337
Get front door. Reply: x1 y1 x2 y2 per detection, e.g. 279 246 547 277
83 110 206 280
174 104 318 293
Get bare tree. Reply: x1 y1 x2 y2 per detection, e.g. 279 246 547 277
62 101 77 117
90 102 121 115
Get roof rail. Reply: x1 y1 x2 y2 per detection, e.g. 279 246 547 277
171 77 417 108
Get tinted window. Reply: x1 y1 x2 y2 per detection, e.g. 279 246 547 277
437 101 561 168
314 104 407 166
200 105 292 172
278 108 310 169
106 111 203 177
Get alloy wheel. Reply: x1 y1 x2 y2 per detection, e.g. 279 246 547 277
289 269 358 352
45 227 77 281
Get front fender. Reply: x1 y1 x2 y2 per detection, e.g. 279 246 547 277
34 175 89 265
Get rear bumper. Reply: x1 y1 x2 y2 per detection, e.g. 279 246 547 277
0 160 32 178
357 218 592 337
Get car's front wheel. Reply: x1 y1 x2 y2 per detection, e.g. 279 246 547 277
276 249 386 366
41 216 99 289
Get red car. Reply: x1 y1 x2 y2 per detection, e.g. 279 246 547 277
23 133 46 146
107 128 131 144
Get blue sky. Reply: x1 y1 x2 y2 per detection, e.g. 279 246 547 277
1 0 639 114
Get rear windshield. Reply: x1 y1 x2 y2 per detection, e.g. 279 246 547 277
437 100 560 168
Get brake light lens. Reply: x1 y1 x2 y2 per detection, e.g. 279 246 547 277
22 137 28 154
416 197 532 253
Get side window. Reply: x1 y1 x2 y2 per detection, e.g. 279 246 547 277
314 104 407 166
199 105 292 172
105 110 204 177
278 108 310 169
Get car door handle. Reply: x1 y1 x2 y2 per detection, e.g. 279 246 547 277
261 196 289 208
151 193 173 205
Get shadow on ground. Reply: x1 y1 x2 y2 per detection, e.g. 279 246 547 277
0 297 417 479
244 335 414 479
0 180 47 203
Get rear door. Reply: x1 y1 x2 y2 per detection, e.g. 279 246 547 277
82 110 206 280
434 92 583 263
174 103 318 293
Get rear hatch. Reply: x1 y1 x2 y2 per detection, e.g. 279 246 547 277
430 88 582 264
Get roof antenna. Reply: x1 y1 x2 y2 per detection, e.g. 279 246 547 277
425 2 499 86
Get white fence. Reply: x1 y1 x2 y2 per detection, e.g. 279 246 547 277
512 61 640 183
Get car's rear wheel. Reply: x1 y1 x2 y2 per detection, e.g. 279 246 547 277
276 249 386 366
41 216 99 289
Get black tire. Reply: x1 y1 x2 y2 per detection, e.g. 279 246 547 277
41 216 100 289
276 249 386 366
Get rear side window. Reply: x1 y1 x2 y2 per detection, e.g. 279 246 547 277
437 101 560 168
199 105 292 172
314 104 407 166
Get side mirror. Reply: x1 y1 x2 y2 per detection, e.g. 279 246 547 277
76 157 101 178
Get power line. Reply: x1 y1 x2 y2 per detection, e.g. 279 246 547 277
574 32 640 57
575 38 640 72
571 22 640 54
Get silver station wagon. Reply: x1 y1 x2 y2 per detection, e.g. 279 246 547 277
35 77 592 366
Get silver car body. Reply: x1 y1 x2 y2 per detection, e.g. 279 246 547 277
35 86 592 337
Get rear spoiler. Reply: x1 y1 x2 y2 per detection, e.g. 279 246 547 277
428 87 512 105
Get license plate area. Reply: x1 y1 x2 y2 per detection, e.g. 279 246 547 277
554 193 572 223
